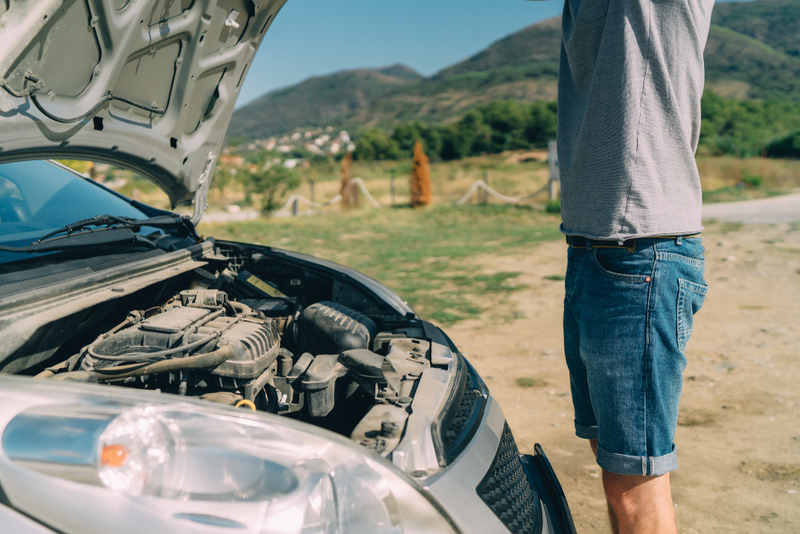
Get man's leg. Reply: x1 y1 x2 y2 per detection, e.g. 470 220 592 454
591 438 675 534
590 439 619 533
602 470 675 534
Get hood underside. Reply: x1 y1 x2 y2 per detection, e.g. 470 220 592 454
0 0 286 219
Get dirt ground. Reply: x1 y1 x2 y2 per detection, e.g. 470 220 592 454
444 222 800 533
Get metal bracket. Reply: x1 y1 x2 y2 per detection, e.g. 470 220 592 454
190 151 216 226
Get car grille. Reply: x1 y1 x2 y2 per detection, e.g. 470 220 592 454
477 424 538 534
444 372 482 445
440 360 488 465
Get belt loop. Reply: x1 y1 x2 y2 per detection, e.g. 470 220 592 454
586 239 593 252
675 236 682 246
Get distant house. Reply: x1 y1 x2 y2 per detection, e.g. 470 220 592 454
306 144 325 156
330 142 341 154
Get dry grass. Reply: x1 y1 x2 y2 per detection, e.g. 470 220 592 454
516 377 549 388
59 153 800 213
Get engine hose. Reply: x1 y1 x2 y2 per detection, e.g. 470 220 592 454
302 301 377 352
86 332 220 362
228 301 253 315
95 345 234 381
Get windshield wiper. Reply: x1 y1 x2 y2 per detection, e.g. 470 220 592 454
0 214 193 254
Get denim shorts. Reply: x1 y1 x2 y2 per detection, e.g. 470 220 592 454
563 236 707 476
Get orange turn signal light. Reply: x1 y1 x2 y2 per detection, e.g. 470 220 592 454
235 399 257 412
101 444 130 468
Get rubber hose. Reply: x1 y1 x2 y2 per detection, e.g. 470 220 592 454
95 345 234 381
302 301 377 352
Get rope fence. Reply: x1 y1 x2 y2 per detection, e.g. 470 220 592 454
273 142 560 216
453 180 550 206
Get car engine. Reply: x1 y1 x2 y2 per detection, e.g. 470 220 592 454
35 261 438 458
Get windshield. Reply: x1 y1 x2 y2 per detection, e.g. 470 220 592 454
0 160 152 263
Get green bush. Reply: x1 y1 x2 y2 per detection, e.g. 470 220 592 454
741 172 763 188
244 165 301 212
353 99 558 162
765 130 800 158
700 91 800 157
545 200 561 214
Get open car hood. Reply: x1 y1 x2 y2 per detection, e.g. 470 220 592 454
0 0 286 223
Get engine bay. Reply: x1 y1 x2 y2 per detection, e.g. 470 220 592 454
25 243 455 460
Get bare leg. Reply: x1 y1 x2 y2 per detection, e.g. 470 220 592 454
590 439 677 534
590 440 619 534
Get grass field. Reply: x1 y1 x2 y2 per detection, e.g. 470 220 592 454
200 205 563 324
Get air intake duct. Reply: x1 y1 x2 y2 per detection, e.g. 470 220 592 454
302 301 377 352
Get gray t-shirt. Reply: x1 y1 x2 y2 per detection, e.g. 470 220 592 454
557 0 715 241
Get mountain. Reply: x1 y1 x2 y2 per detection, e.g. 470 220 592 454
704 24 800 100
227 64 423 139
432 16 561 80
711 0 800 58
230 0 800 140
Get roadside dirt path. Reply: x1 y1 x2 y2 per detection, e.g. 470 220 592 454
443 222 800 533
703 193 800 224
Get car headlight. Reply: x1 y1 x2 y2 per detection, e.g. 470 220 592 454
0 377 458 534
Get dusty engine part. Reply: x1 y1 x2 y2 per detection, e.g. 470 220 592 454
351 404 409 457
302 354 348 417
303 301 377 352
80 290 281 380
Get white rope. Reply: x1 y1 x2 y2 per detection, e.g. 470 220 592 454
273 177 548 215
454 180 547 206
349 177 382 208
273 177 380 215
274 193 342 215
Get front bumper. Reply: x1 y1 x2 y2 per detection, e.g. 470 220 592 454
423 396 576 534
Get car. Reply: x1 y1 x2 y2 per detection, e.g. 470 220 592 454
0 1 575 533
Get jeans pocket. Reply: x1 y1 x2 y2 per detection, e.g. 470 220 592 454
592 249 650 283
677 279 708 353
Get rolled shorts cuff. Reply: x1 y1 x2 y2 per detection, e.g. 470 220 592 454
574 421 598 440
596 444 678 476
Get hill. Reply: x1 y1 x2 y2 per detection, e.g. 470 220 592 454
711 0 800 58
230 0 800 140
227 64 423 139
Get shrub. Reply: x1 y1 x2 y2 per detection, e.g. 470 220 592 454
410 141 432 207
765 130 800 158
545 200 561 214
245 165 300 213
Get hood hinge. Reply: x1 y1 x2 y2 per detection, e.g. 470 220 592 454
190 151 216 226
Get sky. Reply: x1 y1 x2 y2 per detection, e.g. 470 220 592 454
237 0 753 107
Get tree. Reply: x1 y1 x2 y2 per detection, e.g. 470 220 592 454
245 165 300 213
353 129 402 160
765 129 800 158
410 141 432 207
